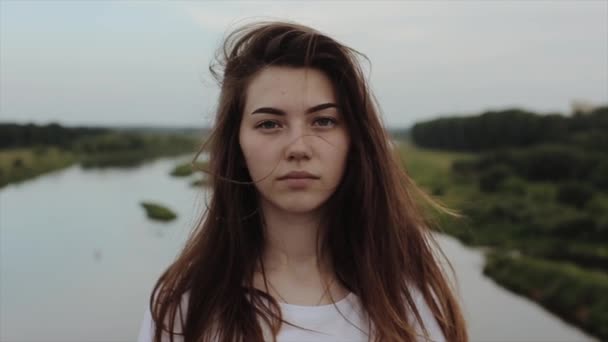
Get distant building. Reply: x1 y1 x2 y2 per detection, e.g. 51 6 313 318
571 99 597 114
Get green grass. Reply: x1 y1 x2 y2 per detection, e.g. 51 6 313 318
484 252 608 340
398 140 607 340
0 147 76 188
0 132 201 187
170 161 209 177
396 141 474 186
396 141 476 201
190 177 211 187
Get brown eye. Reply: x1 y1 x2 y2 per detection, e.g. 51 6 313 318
256 121 280 130
314 117 337 127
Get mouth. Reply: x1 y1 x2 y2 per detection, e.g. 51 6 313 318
277 171 320 189
277 171 320 180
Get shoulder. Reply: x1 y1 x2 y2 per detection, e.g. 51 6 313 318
137 291 190 342
406 285 446 342
137 305 154 342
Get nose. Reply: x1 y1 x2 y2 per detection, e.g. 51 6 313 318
285 134 313 162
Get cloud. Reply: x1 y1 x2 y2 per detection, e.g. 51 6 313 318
176 2 435 41
2 1 606 126
155 1 608 126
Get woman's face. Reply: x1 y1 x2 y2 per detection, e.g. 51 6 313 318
239 66 350 214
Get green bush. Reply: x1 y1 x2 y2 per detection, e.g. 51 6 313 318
32 146 48 156
484 252 608 340
12 157 24 168
75 133 146 153
513 145 590 181
593 215 608 240
479 164 512 192
170 161 208 177
551 212 596 239
586 195 608 216
498 176 527 195
170 163 194 177
478 145 597 183
569 131 608 153
190 177 211 188
486 200 527 224
451 159 478 176
527 205 593 238
557 182 594 208
477 149 515 170
140 202 177 222
517 239 608 272
590 160 608 190
463 193 603 240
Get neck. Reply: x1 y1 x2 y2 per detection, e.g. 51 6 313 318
258 199 331 275
253 199 350 306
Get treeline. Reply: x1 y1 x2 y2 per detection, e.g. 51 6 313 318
411 106 608 151
0 123 107 149
0 122 200 157
399 113 608 339
453 145 608 192
76 133 198 168
0 123 202 187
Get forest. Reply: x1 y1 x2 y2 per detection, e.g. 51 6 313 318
406 105 608 339
0 123 201 187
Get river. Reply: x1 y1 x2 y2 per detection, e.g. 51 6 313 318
0 155 597 341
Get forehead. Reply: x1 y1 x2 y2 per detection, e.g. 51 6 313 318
244 66 336 112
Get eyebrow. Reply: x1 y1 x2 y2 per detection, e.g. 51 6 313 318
250 103 338 116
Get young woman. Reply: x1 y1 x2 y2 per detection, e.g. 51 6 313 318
138 20 468 342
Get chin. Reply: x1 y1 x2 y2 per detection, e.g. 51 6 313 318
271 195 327 214
280 204 322 214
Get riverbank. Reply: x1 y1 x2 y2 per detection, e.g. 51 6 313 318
1 153 596 341
397 141 607 340
0 132 201 188
484 251 608 339
0 147 76 187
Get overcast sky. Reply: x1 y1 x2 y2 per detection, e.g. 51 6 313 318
1 1 606 128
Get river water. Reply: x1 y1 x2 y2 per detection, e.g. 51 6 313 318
0 155 597 341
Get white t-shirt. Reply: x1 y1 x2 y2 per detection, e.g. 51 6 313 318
137 289 446 342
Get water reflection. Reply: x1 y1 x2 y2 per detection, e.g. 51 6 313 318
0 155 597 342
1 155 204 342
435 234 596 342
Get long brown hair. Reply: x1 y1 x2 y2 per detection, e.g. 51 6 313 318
149 20 468 342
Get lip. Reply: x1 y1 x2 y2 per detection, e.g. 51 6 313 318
277 171 320 180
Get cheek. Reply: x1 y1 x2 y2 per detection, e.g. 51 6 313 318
321 137 349 180
240 133 280 180
329 133 350 163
